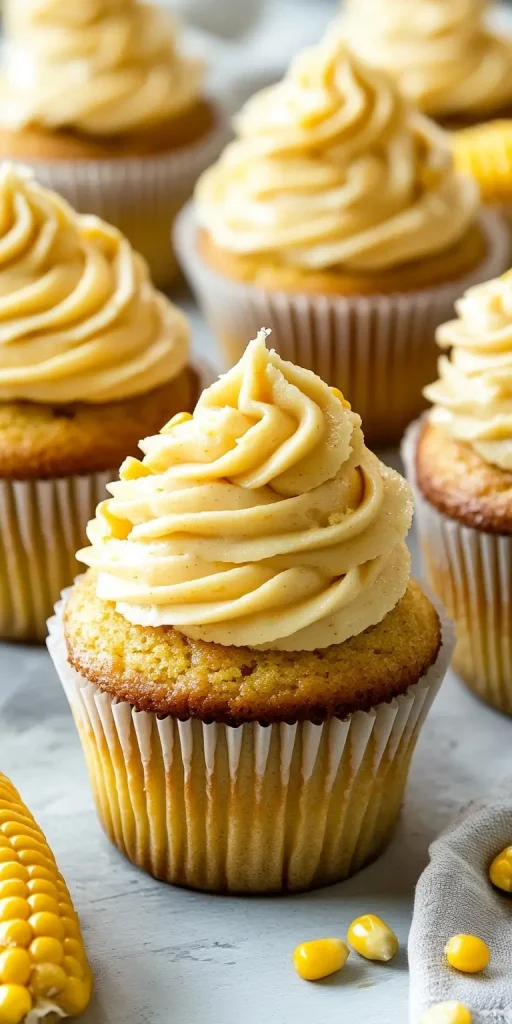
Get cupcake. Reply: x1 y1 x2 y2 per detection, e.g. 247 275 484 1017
0 0 227 288
0 163 196 642
402 269 512 715
48 329 454 894
175 34 508 446
341 0 512 211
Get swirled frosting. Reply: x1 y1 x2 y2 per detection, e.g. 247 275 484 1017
342 0 512 118
195 35 477 273
0 0 203 135
425 270 512 470
0 164 189 404
78 329 413 651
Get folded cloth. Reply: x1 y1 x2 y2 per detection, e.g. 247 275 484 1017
409 778 512 1024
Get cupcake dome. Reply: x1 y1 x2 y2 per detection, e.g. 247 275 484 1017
195 36 478 280
403 270 512 714
0 163 196 641
0 0 227 287
341 0 512 122
0 0 203 138
49 331 453 893
177 33 508 445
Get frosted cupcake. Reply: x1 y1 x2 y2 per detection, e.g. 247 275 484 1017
341 0 512 210
0 0 227 287
175 35 508 446
48 329 454 894
403 270 512 714
0 164 195 642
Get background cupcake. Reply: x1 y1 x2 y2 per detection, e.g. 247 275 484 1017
48 330 454 894
0 163 196 642
175 34 508 446
402 269 512 715
340 0 512 212
0 0 228 287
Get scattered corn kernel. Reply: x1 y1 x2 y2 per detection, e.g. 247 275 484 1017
0 774 93 1022
330 386 351 409
421 1001 472 1024
444 934 490 974
347 914 399 962
293 938 349 981
489 846 512 893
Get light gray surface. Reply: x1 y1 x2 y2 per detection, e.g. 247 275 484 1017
1 310 511 1024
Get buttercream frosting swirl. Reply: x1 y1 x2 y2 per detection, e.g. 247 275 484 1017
0 164 189 404
425 270 512 470
0 0 203 135
79 329 413 651
195 35 477 273
342 0 512 118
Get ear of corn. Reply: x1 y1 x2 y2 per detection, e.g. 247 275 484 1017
0 774 92 1022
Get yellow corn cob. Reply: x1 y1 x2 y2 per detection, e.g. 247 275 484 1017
452 121 512 204
0 775 92 1023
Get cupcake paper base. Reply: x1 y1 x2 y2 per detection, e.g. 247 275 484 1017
0 471 113 642
175 206 509 445
402 420 512 715
25 104 229 290
48 590 454 894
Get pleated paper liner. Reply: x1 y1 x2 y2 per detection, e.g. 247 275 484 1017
0 471 113 643
174 205 509 447
402 419 512 715
24 103 229 290
47 589 454 894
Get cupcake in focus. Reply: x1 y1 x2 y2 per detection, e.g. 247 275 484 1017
0 0 227 287
0 163 196 642
175 34 508 446
341 0 512 211
48 329 454 894
402 269 512 714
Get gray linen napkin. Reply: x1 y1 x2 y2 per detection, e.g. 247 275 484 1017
409 778 512 1023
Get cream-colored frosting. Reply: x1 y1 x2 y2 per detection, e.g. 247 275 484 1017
342 0 512 118
0 0 203 135
79 329 413 651
195 35 477 273
0 164 189 404
425 270 512 470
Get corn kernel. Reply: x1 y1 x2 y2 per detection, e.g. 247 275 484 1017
0 983 32 1024
0 950 31 987
0 923 32 951
29 937 63 965
489 846 512 893
445 935 490 974
347 914 399 962
293 938 349 981
30 962 68 998
330 386 351 409
0 775 93 1019
421 1001 472 1024
161 411 193 433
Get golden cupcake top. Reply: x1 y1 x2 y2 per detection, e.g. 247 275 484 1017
79 329 413 651
425 270 512 471
195 34 478 274
0 164 189 405
341 0 512 119
0 0 203 136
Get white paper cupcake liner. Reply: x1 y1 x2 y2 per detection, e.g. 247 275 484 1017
47 587 454 893
21 103 229 289
402 419 512 715
174 206 509 446
0 470 113 643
